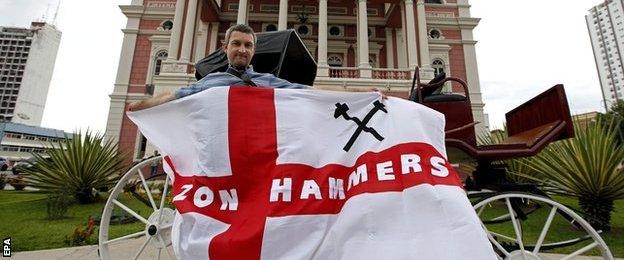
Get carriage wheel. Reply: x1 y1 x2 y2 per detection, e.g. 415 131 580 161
473 192 614 260
99 156 176 260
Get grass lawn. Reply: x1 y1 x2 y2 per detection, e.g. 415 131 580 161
0 190 153 252
475 195 623 258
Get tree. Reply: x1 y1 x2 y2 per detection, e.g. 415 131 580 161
600 100 624 145
25 131 127 204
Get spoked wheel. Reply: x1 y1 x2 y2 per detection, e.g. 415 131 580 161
99 156 176 260
473 192 614 260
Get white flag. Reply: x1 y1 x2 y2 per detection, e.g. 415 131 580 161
128 87 495 260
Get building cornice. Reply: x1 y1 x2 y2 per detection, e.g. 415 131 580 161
424 3 471 9
140 29 172 35
120 5 175 20
141 8 176 20
149 34 172 45
426 17 479 29
120 5 144 18
122 28 140 34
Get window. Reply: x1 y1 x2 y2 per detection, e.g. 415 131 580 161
428 28 442 39
153 50 168 76
161 20 173 31
264 24 277 32
327 54 343 67
369 55 377 67
425 0 443 3
432 59 445 77
329 26 343 36
295 24 311 36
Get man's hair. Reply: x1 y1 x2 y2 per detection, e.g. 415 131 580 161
224 24 257 45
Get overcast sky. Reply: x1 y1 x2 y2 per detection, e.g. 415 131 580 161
0 0 607 132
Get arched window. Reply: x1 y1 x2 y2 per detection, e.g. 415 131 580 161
328 55 343 67
153 50 168 76
432 59 445 77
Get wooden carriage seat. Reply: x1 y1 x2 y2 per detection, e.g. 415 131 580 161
446 84 574 161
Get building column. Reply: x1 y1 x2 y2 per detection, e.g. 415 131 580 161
194 20 209 63
385 28 394 68
179 0 199 63
317 0 329 77
395 29 407 68
416 0 431 69
357 0 372 78
105 17 140 144
458 0 487 134
237 0 249 24
278 0 288 30
404 0 418 69
208 22 220 53
167 0 186 61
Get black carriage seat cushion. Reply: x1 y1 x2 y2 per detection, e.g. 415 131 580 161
423 93 466 102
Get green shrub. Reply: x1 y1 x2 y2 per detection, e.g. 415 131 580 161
24 131 128 204
46 191 72 219
0 173 7 190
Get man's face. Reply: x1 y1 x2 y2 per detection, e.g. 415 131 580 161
224 31 255 69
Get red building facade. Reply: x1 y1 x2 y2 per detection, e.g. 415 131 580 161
105 0 487 160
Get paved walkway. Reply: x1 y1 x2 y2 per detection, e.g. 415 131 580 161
11 238 174 260
10 238 621 260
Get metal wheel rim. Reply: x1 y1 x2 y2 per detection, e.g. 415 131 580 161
98 156 176 260
473 192 614 260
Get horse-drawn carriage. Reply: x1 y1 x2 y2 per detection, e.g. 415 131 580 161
98 30 614 259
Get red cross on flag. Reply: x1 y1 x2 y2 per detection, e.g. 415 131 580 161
128 86 496 260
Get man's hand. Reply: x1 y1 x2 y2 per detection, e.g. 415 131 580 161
370 88 388 100
128 91 176 111
314 86 388 99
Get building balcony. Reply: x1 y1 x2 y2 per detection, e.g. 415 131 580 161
316 67 430 90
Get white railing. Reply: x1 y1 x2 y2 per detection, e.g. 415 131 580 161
371 68 411 80
328 67 412 80
329 67 360 78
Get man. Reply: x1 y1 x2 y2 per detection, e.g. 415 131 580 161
129 24 382 111
130 24 311 111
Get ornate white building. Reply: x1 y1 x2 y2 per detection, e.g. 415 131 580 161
105 0 487 160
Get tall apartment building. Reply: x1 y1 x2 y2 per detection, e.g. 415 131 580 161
587 0 624 109
0 22 61 126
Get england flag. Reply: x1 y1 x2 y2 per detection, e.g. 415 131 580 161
127 86 496 260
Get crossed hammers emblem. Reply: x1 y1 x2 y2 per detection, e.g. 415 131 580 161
334 100 388 152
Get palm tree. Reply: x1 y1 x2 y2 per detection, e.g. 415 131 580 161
519 119 624 231
25 131 127 204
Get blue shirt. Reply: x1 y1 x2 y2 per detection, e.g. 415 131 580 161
175 66 310 99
